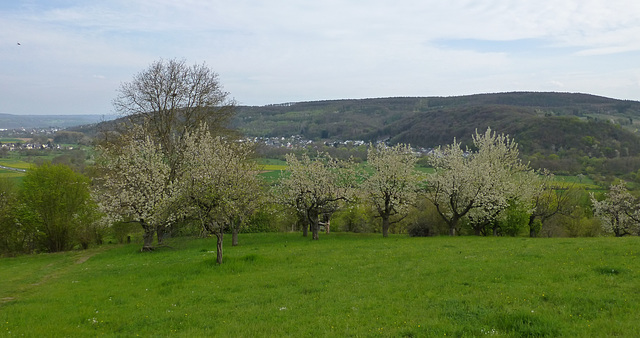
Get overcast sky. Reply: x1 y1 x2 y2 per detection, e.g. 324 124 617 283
2 0 640 115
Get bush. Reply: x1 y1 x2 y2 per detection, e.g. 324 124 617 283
111 221 140 244
499 203 530 237
243 209 280 233
405 198 450 236
19 163 98 252
407 220 433 237
332 204 375 233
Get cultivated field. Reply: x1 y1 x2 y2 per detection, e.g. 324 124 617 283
1 233 638 337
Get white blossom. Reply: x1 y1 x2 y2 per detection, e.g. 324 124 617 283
591 182 639 236
425 128 531 236
361 143 421 237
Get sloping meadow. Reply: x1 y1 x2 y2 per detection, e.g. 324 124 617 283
1 233 639 336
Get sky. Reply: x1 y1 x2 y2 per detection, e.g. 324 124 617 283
2 0 640 115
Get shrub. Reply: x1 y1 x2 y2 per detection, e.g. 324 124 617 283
406 199 449 236
243 209 280 233
332 204 375 233
499 203 530 237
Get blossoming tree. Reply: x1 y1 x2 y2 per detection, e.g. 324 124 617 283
591 182 639 236
177 125 261 263
94 129 177 251
275 152 355 240
362 143 421 237
425 128 531 236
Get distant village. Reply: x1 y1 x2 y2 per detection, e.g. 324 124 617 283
251 135 435 156
0 140 66 152
0 126 60 137
0 127 72 152
0 126 435 156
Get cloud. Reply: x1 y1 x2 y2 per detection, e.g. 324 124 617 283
2 0 640 113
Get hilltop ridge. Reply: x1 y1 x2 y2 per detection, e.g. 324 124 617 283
234 91 640 149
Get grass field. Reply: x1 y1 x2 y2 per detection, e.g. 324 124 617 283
0 158 29 181
0 138 28 143
1 233 638 337
0 158 32 170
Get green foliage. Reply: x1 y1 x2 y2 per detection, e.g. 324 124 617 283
19 162 98 252
242 208 280 233
331 204 376 233
499 203 530 237
530 218 543 237
0 179 30 255
541 206 602 238
51 149 87 173
405 198 450 236
110 222 139 244
53 131 91 145
1 234 640 336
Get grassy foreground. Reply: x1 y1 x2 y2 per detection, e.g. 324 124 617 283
1 233 639 337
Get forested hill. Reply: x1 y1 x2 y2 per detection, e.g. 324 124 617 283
233 92 640 157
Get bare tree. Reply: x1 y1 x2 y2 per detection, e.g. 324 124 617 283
112 58 235 181
362 143 420 237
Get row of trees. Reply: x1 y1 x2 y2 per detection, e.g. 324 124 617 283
3 59 637 261
276 128 579 241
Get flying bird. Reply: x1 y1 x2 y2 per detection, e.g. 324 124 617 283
17 42 21 46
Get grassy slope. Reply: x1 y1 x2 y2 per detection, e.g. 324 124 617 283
1 233 639 337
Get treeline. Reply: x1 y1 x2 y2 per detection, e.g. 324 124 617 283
230 94 640 184
5 61 640 261
81 92 640 183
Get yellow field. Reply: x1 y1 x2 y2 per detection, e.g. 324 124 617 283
260 164 287 171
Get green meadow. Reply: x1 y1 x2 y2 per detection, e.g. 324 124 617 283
0 158 32 171
1 233 638 337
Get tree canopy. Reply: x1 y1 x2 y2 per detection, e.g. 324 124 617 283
425 128 531 236
361 143 421 237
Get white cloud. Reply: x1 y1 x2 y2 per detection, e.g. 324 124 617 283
1 0 640 113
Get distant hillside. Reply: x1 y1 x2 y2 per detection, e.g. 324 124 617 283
234 92 640 156
76 92 640 181
0 114 116 129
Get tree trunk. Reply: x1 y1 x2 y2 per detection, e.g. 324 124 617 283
309 210 320 240
323 213 331 234
302 219 308 237
141 222 154 252
528 215 537 238
447 214 461 236
156 225 165 245
215 232 223 264
382 214 390 238
448 218 458 236
232 227 239 246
